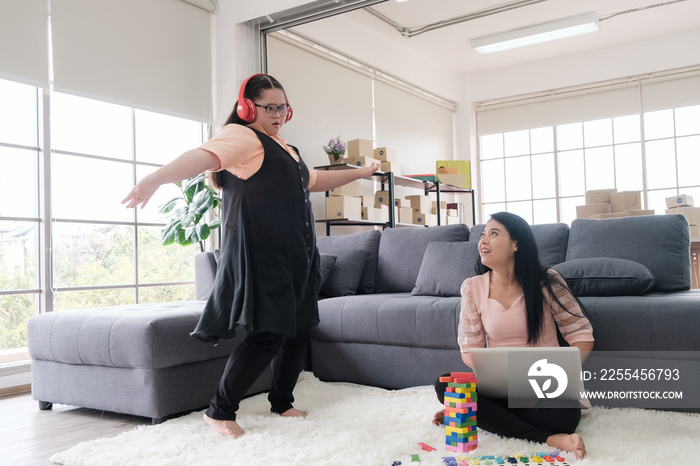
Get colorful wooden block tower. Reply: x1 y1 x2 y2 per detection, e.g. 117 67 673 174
441 372 478 453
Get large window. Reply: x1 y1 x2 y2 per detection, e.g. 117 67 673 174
0 78 206 353
0 79 40 354
479 76 700 225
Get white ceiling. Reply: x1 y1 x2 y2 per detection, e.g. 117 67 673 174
308 0 700 75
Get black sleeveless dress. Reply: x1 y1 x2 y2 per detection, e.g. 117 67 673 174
191 128 321 344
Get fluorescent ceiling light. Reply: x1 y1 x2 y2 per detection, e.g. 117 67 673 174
472 13 600 54
395 0 411 3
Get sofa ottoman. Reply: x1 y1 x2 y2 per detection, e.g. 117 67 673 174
28 301 271 423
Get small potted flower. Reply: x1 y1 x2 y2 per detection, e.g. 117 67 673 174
323 136 346 165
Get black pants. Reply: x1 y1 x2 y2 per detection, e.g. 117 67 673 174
435 373 581 444
206 329 311 421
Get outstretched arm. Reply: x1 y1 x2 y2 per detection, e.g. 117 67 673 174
310 162 381 192
122 148 220 209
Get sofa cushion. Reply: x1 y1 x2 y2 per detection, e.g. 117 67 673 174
313 293 461 349
531 223 570 267
317 229 381 294
578 291 700 351
376 224 471 293
552 258 656 296
319 253 337 290
320 248 369 298
469 223 569 267
411 242 480 297
26 301 237 369
567 215 691 292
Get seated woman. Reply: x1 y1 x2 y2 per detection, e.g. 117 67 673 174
433 212 594 460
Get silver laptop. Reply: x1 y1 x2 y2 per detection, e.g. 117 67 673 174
469 347 584 405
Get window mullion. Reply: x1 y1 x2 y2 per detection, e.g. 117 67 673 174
39 87 53 313
131 108 139 304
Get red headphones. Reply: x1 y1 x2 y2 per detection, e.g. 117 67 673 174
237 73 293 124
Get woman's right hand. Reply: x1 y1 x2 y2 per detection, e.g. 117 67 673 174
122 173 161 209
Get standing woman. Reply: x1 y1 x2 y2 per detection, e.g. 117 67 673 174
123 74 379 437
433 212 594 459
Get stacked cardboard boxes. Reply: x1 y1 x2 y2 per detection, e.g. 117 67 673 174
345 139 379 168
665 195 699 237
342 139 403 175
576 189 654 219
326 139 405 222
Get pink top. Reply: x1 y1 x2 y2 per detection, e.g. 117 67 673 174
200 123 318 188
457 270 594 353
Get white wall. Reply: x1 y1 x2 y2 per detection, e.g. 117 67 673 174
211 1 260 131
291 12 461 103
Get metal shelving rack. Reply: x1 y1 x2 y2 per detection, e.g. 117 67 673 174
315 163 475 236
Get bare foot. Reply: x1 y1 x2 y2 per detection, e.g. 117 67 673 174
203 412 245 438
280 407 307 418
432 409 445 426
546 433 586 459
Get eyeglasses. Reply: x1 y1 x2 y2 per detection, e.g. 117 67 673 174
255 103 290 117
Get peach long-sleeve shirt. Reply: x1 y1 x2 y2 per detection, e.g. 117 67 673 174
199 123 318 188
457 270 594 353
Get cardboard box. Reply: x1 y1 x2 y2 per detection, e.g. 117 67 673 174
610 191 641 212
585 188 617 204
397 206 413 224
361 206 387 222
436 160 471 188
325 195 361 220
436 174 468 187
376 205 389 222
589 212 631 219
380 161 400 175
361 205 388 223
446 215 461 225
432 201 447 210
405 195 432 214
412 211 427 225
666 194 694 208
374 190 390 207
576 203 611 218
690 224 700 238
627 209 655 217
666 206 697 225
374 147 397 163
412 212 438 226
347 139 373 159
329 180 361 197
347 156 380 168
431 206 447 224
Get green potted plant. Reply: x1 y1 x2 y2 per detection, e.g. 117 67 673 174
158 173 222 252
323 136 346 165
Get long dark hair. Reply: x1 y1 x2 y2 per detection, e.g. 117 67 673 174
475 212 579 345
209 74 287 189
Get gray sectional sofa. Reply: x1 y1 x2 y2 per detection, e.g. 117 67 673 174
312 216 700 396
28 213 700 422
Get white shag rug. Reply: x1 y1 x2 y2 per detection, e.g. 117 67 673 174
51 372 700 466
